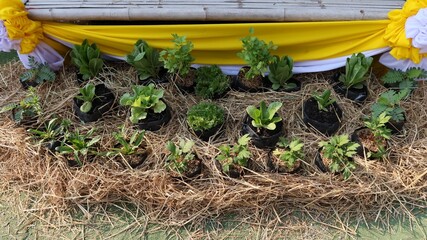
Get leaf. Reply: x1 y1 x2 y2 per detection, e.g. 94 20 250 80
182 140 194 153
153 100 166 113
80 101 92 113
238 134 251 145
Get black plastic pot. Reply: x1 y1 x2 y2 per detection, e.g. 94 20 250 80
232 67 265 93
170 158 202 180
302 97 342 136
386 116 405 135
43 139 62 152
192 123 224 142
20 80 39 90
263 77 301 92
73 84 115 123
267 150 301 173
136 104 172 131
332 73 368 103
215 159 248 178
241 114 284 149
139 67 169 85
11 109 38 127
314 150 329 173
76 72 85 85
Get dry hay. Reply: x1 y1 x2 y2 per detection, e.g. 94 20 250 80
0 60 426 234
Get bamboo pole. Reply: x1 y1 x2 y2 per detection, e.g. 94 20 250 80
27 7 394 22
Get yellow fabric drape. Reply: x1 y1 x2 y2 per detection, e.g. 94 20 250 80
0 0 43 54
43 21 389 65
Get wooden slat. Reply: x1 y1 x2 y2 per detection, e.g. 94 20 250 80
24 0 405 22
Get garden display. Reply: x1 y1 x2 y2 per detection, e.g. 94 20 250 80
1 24 426 236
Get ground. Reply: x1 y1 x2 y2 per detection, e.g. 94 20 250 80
0 51 426 239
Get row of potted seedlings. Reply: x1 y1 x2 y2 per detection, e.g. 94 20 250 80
2 28 426 180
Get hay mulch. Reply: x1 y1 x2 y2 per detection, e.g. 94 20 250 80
0 60 426 234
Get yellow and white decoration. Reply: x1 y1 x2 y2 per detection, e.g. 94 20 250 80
0 0 425 73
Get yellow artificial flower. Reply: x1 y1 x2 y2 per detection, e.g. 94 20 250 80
384 0 427 63
0 0 43 54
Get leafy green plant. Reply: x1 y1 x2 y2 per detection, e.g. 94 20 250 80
371 90 405 122
70 39 104 81
119 83 166 124
19 56 56 85
363 112 391 158
29 118 71 142
381 67 426 93
194 65 230 99
312 89 336 112
272 137 304 168
268 55 294 90
165 139 195 174
0 87 42 123
57 128 101 166
339 53 373 89
126 40 162 81
246 101 282 130
216 134 252 174
159 34 195 77
107 125 145 156
187 102 225 132
237 28 277 80
318 134 359 180
75 83 96 113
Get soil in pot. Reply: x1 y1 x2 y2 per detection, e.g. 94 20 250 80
115 145 152 169
173 67 196 93
73 84 115 123
351 127 388 159
136 104 172 131
241 114 284 149
139 67 169 85
233 67 264 92
303 97 342 136
331 73 368 103
170 158 202 180
215 159 248 178
267 150 301 173
263 77 302 92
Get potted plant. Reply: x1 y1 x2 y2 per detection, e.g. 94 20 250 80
268 137 304 173
0 87 42 126
126 39 167 85
186 102 225 141
194 65 230 99
236 28 277 92
242 101 284 149
316 134 359 180
28 118 71 152
267 55 300 92
332 53 373 103
216 134 252 178
19 56 56 89
70 39 104 84
302 89 342 136
119 83 171 131
159 34 196 92
106 125 150 168
165 139 201 179
381 67 426 92
371 90 406 134
351 112 391 159
57 128 101 167
73 83 115 123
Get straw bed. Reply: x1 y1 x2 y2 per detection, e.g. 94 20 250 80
0 60 426 232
